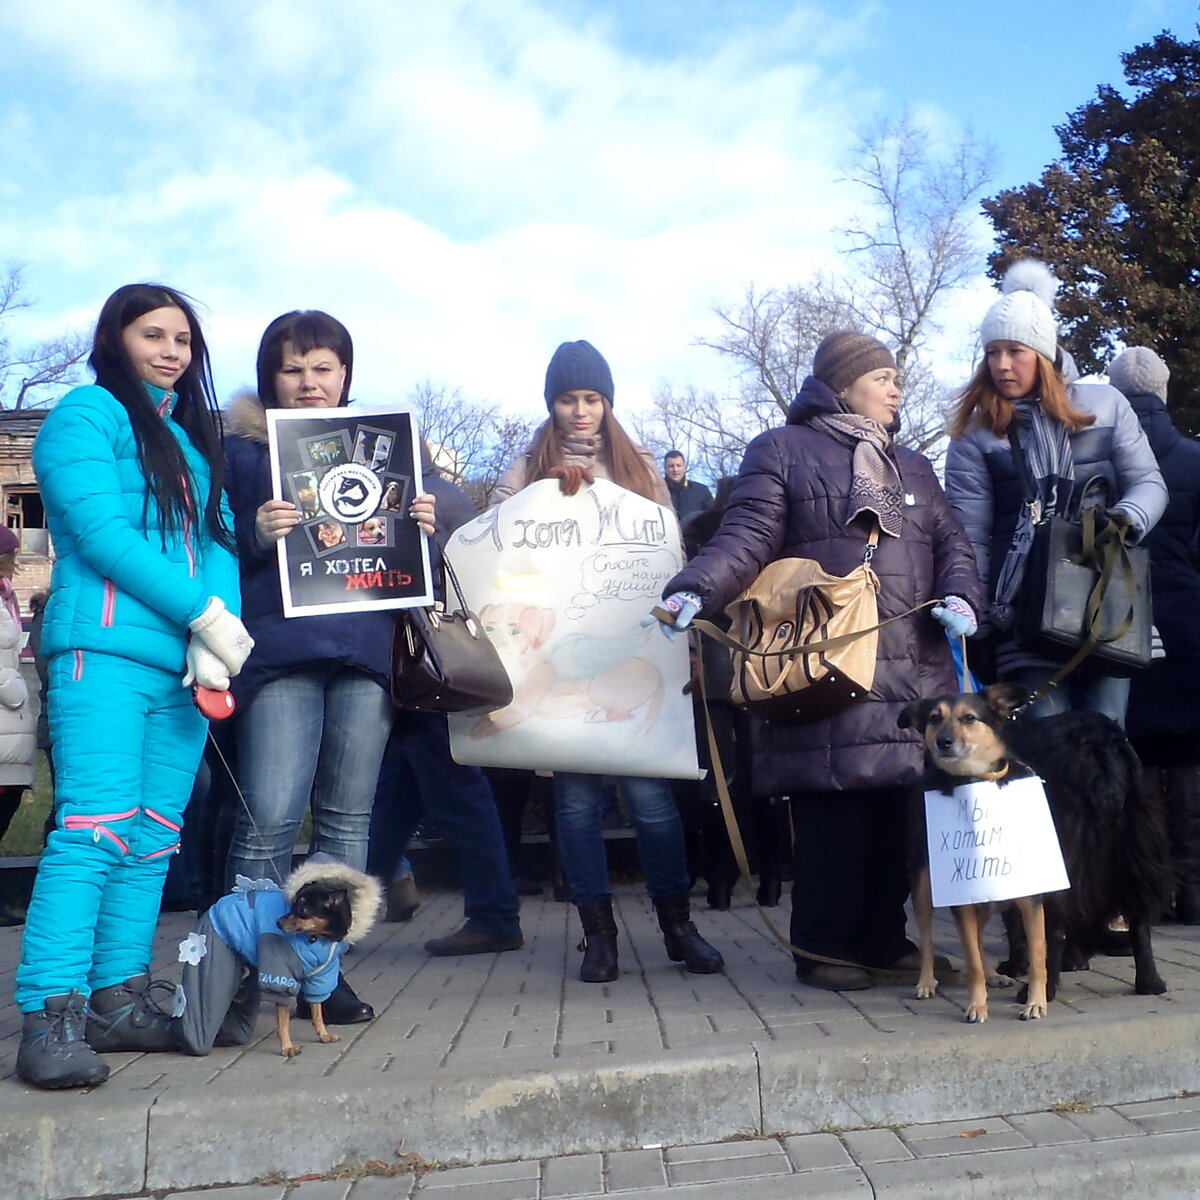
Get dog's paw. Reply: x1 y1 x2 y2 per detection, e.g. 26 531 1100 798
1135 973 1167 995
1019 1002 1047 1020
318 1031 341 1044
281 1044 303 1058
914 978 938 1000
965 1004 989 1024
986 971 1016 990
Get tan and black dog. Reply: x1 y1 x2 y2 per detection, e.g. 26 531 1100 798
900 683 1170 1023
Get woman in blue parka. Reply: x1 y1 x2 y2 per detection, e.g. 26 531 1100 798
15 283 249 1090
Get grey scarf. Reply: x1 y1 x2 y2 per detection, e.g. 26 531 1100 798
989 399 1075 629
809 412 903 538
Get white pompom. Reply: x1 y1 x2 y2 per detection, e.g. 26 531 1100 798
1000 259 1058 309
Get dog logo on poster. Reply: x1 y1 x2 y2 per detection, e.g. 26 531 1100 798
318 464 382 524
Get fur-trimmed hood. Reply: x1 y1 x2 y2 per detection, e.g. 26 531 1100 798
226 390 269 445
283 858 383 945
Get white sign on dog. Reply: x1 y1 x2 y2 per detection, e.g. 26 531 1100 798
925 776 1070 908
445 478 700 780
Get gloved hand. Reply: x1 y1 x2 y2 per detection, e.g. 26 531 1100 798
188 597 254 678
641 590 702 641
1101 508 1134 538
183 640 231 691
931 595 978 639
547 464 595 496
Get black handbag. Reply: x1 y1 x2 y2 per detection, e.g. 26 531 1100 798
1009 435 1152 672
390 555 514 715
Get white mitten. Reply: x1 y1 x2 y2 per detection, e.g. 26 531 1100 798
188 597 254 677
182 641 231 691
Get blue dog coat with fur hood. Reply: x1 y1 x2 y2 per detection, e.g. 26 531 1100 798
173 860 381 1056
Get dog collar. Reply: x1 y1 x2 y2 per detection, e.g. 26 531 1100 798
978 760 1010 783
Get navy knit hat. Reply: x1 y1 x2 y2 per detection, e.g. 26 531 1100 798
544 340 615 408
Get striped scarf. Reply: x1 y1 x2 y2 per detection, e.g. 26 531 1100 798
808 412 903 538
989 399 1075 629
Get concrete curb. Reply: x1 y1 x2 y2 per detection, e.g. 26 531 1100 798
7 1006 1200 1197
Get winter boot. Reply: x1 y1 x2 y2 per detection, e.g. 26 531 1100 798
576 900 619 982
86 973 179 1053
653 892 724 974
17 991 110 1089
1166 765 1200 924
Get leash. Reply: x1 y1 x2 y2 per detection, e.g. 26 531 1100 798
695 651 879 973
204 725 287 887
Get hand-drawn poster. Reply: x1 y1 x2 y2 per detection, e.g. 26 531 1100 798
925 776 1070 908
266 407 433 616
446 478 701 780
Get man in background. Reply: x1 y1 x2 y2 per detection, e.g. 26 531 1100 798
663 451 713 522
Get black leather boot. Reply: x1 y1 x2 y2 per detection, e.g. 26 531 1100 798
86 973 178 1053
18 991 110 1089
576 900 619 982
296 975 374 1024
653 893 724 974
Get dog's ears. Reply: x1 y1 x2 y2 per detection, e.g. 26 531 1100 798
898 699 937 731
982 682 1030 721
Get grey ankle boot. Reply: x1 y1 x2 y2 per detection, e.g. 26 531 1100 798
17 991 110 1089
86 973 178 1053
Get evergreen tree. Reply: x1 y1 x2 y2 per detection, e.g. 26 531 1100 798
984 30 1200 433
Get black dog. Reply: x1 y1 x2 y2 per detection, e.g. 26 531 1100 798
902 682 1170 1013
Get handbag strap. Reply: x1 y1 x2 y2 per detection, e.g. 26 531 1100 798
438 551 470 615
1011 508 1139 718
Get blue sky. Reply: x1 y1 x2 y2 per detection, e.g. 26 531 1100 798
1 0 1196 413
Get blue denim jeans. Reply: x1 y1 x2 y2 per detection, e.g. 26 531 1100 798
226 666 393 887
368 712 520 938
1007 665 1131 726
554 773 690 906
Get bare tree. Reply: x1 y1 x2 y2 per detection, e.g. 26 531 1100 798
408 379 535 507
0 265 89 408
697 281 857 415
684 117 993 464
841 117 993 384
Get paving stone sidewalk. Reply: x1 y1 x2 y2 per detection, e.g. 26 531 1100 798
2 883 1200 1199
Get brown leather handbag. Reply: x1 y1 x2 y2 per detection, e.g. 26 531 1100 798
693 526 935 724
391 555 514 716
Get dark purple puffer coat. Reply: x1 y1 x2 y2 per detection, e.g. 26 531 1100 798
665 377 984 798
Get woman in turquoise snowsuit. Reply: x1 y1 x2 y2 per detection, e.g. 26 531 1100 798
15 284 249 1090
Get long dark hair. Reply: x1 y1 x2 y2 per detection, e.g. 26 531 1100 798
90 283 233 550
255 310 353 407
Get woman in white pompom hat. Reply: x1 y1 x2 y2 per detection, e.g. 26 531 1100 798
943 260 1167 723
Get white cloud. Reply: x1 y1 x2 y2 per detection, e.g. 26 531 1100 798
1 0 994 421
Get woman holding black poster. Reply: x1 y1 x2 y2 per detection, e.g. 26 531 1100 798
222 309 434 1025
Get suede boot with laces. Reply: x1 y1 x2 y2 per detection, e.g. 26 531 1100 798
17 991 110 1089
86 973 178 1053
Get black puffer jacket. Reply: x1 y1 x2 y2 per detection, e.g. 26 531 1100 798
666 377 983 797
1124 392 1200 742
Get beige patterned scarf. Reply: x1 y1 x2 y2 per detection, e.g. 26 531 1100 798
808 412 903 538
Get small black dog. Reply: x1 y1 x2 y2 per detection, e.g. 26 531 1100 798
901 683 1170 1018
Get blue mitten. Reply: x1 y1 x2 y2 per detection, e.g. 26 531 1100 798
642 590 702 640
931 595 978 638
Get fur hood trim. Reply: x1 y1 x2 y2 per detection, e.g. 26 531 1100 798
284 858 383 945
227 390 269 445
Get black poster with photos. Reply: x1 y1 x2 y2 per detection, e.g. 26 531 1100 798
266 407 433 616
